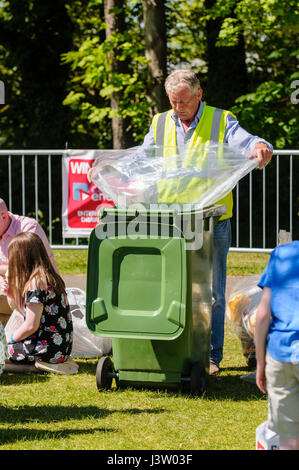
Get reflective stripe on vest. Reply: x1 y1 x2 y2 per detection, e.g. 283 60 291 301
152 105 234 219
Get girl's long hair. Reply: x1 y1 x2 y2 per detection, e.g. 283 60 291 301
8 232 65 311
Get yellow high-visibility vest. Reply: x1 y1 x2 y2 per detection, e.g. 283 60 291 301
152 105 235 220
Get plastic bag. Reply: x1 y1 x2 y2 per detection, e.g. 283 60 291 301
226 275 262 361
4 309 24 341
66 287 112 358
226 231 292 363
90 143 257 208
0 321 8 375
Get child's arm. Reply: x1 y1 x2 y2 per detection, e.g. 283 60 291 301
7 302 43 344
254 287 272 394
7 278 45 344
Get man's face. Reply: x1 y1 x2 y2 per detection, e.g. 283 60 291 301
168 85 202 122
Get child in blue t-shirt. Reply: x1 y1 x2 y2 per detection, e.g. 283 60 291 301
255 240 299 450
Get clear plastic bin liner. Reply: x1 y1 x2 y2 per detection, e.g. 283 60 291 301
91 144 257 208
66 288 112 358
226 275 262 359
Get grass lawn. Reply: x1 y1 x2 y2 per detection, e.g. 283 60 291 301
227 251 270 276
0 250 270 451
53 249 89 275
53 249 270 277
0 323 267 451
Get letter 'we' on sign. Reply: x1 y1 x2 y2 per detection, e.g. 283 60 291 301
0 81 4 104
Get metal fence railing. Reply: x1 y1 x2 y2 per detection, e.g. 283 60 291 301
0 149 298 253
231 150 299 253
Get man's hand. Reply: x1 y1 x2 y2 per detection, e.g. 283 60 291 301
87 167 94 183
250 142 273 169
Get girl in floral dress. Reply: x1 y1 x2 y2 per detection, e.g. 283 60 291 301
4 232 73 369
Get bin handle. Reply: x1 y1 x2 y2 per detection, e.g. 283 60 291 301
166 300 185 328
91 297 108 323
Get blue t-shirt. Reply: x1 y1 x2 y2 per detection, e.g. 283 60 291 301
258 241 299 363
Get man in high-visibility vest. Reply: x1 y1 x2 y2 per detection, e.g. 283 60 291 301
143 69 273 375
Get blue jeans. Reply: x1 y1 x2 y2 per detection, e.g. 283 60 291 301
210 219 231 366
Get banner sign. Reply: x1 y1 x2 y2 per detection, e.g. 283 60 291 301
62 150 115 238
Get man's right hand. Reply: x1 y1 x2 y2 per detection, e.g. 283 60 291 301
87 167 94 183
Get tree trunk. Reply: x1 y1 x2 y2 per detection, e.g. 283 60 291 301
104 0 134 148
142 0 169 114
205 0 248 109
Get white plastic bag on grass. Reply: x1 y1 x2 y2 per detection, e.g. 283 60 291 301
66 287 112 358
226 275 262 361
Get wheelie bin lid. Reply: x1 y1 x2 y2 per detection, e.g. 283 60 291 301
86 234 187 341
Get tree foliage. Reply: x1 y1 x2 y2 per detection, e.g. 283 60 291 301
0 0 298 150
213 0 299 148
62 0 152 148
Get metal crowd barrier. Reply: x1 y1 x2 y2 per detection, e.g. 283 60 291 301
0 149 298 253
232 150 298 253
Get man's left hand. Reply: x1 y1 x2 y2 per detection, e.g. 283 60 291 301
250 142 273 169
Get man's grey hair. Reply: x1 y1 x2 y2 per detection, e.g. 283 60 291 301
0 198 8 213
165 69 201 96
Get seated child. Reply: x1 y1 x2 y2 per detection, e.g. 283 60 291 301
4 232 73 372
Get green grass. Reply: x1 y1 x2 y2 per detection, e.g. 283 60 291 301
0 323 267 450
227 252 270 276
54 249 270 277
53 249 88 275
0 250 270 450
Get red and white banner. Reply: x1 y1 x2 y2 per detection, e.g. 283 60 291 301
62 150 114 238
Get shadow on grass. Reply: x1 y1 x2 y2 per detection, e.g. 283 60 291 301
0 405 167 424
205 370 267 401
0 404 167 446
75 359 97 375
1 404 167 423
0 426 116 446
130 367 266 402
0 359 98 384
0 405 110 423
0 373 50 386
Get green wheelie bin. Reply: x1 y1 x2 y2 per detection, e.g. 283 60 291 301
86 204 225 395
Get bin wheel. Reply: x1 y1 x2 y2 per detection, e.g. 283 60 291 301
190 361 207 396
96 356 115 391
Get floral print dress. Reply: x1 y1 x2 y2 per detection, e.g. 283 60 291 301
8 287 73 364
